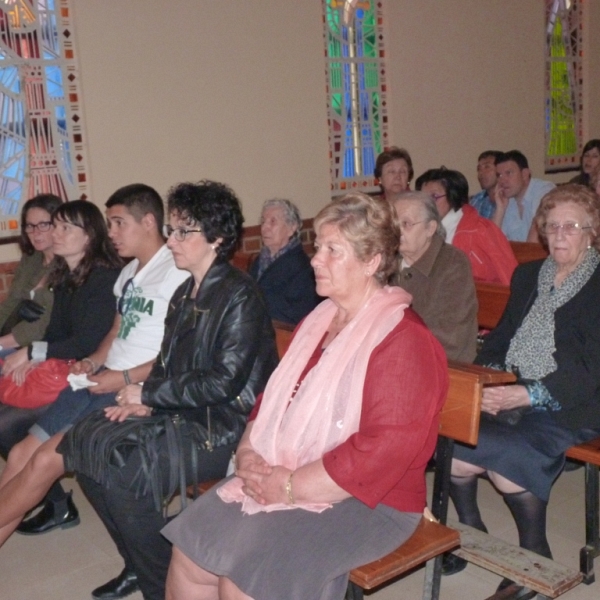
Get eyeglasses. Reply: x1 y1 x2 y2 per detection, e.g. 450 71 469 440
399 220 424 231
541 222 592 236
118 277 136 315
430 193 447 202
24 221 52 233
163 225 203 242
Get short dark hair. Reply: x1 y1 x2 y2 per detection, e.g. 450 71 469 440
49 200 123 290
495 150 529 170
478 150 504 163
374 146 414 181
19 194 64 255
414 167 469 212
105 183 164 232
167 180 244 260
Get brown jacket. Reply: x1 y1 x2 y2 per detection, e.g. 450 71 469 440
391 235 478 362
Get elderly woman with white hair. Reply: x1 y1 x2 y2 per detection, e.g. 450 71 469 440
249 198 320 325
390 191 478 362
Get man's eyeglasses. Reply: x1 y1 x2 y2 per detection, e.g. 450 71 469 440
163 225 203 242
541 222 592 236
118 277 136 315
24 221 52 233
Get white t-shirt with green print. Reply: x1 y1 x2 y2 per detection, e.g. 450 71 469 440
105 244 189 371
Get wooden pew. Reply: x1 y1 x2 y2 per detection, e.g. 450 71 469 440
510 241 548 264
566 438 600 583
475 282 510 331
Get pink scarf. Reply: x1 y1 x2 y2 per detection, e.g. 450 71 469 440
218 286 412 514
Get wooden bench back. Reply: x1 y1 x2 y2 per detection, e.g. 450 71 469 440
475 281 510 330
510 241 548 264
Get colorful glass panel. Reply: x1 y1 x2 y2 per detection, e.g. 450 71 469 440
323 0 388 192
0 0 88 239
545 0 583 173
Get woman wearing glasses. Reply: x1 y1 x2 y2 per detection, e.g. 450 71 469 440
390 191 477 362
416 167 517 285
0 200 121 544
444 185 600 598
0 194 63 356
52 181 278 600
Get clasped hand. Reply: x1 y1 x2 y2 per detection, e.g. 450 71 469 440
235 448 291 506
104 384 146 421
481 384 530 415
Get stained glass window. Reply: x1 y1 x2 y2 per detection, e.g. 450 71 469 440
545 0 583 173
0 0 88 239
323 0 388 193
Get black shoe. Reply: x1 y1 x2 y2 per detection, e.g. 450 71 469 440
441 552 467 576
16 492 80 535
91 569 140 600
495 580 537 599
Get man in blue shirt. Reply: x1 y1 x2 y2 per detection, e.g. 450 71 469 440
493 150 555 241
470 150 503 219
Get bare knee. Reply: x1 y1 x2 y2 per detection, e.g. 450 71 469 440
28 440 65 480
167 546 219 599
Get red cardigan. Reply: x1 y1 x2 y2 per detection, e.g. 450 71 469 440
251 309 448 513
453 204 517 285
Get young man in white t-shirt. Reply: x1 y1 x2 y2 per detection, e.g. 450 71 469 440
6 185 187 577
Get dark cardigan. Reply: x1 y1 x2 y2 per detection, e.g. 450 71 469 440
249 243 320 325
477 259 600 430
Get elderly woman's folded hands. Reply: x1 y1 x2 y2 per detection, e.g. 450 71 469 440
481 385 530 415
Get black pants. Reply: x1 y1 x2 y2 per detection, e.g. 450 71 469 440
0 403 68 504
78 437 235 600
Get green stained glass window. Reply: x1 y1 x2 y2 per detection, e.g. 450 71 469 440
0 0 88 238
545 0 583 173
323 0 388 193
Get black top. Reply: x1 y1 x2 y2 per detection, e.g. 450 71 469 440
249 243 320 325
477 259 600 430
143 260 279 447
43 266 120 360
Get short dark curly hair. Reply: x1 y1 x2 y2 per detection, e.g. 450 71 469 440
415 166 469 212
166 180 244 260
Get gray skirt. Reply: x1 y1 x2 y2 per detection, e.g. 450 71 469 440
162 477 421 600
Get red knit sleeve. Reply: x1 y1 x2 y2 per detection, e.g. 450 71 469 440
323 310 448 509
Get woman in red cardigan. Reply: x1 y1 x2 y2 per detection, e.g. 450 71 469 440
416 167 517 285
163 192 448 600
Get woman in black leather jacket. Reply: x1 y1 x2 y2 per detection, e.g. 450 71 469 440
58 181 278 600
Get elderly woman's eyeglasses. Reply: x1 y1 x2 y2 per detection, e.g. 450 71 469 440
24 221 52 233
541 222 592 236
399 220 424 231
163 225 203 242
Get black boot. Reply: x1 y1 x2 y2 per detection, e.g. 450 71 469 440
91 568 140 600
16 491 80 535
495 490 552 597
442 474 488 576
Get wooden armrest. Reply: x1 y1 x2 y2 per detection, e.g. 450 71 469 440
448 361 517 386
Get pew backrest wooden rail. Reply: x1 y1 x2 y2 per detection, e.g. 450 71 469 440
475 282 510 331
510 241 548 264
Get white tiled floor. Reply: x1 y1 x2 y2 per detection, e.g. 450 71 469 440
0 463 598 599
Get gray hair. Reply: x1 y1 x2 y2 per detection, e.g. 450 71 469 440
262 198 302 239
395 191 446 238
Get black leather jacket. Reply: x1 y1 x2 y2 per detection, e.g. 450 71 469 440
141 260 278 447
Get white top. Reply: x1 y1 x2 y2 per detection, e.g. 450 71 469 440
442 208 463 244
105 245 189 371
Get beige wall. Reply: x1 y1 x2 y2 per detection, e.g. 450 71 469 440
1 0 598 263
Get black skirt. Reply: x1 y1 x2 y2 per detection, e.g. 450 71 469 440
453 410 600 501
